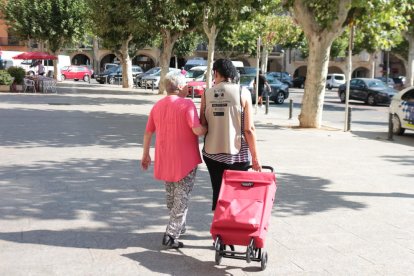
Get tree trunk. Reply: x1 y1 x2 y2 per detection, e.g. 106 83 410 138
92 36 100 74
299 36 332 128
370 53 376 78
291 0 351 128
52 50 60 81
159 30 179 94
261 47 269 73
203 17 218 89
406 35 414 87
120 36 133 88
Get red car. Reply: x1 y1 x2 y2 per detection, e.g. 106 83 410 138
187 75 206 97
61 65 93 82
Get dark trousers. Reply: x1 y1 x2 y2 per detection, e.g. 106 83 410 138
203 155 250 210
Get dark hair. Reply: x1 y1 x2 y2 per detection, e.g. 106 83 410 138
213 59 237 80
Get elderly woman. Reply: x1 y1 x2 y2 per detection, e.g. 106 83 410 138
141 72 206 249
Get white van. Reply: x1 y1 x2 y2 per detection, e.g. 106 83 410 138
326 73 346 90
0 51 25 69
20 55 71 79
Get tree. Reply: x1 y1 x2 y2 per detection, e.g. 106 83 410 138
172 32 203 67
141 1 201 94
201 0 271 88
87 0 153 88
283 0 411 128
2 0 89 80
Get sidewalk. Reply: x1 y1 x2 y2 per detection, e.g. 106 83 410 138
0 82 413 275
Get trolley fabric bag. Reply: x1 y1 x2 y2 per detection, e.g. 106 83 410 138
210 166 277 270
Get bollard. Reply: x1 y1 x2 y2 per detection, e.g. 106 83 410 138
347 107 352 131
192 87 195 99
151 81 154 91
265 94 269 114
289 99 293 119
388 113 394 141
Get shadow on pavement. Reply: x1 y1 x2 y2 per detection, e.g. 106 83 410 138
275 173 366 216
0 93 155 106
350 130 414 147
123 250 238 276
0 108 148 148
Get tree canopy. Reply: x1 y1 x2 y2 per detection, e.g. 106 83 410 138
1 0 89 53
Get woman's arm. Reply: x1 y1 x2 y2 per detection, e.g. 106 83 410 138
200 93 207 127
141 131 153 170
242 94 262 171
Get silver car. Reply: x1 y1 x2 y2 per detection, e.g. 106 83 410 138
141 67 181 88
390 86 414 135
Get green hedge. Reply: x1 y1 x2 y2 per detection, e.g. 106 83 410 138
0 70 13 85
7 66 26 84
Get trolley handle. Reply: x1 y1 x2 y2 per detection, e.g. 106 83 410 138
247 165 274 172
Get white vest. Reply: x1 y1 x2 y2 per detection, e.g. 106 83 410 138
204 82 242 154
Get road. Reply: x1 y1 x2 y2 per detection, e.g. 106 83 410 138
269 87 390 132
89 79 398 133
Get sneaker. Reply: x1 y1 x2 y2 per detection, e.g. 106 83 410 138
162 234 184 249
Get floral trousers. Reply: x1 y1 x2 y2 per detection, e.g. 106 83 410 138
164 167 197 239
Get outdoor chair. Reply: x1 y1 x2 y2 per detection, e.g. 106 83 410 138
23 78 36 93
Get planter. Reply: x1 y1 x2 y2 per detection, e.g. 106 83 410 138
11 84 23 92
0 85 11 92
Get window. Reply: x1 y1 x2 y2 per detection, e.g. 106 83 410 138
402 89 414 102
335 75 344 80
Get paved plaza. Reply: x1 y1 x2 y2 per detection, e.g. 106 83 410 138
0 82 413 275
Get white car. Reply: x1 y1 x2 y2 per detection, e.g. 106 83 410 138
185 66 207 82
390 86 414 135
326 73 346 90
141 67 180 88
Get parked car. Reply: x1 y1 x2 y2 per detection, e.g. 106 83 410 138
338 78 397 106
326 73 346 90
266 71 293 87
375 76 395 88
111 65 143 84
135 67 161 87
237 67 257 76
61 65 93 82
292 76 306 88
267 76 290 104
183 58 207 71
95 66 118 84
389 86 414 135
186 73 206 97
95 65 143 84
141 67 181 88
185 66 207 82
240 75 289 104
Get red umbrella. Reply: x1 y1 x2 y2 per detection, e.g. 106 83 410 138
12 51 57 60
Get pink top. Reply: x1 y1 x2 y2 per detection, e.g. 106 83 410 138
146 95 202 182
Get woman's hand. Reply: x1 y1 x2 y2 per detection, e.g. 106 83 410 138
141 154 151 170
252 158 262 172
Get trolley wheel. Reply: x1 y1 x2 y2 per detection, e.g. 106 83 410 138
246 238 255 263
260 251 268 271
215 250 223 265
246 246 252 263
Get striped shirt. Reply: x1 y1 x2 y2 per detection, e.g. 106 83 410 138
202 112 251 164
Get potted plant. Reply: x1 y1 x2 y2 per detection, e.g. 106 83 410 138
7 66 26 92
0 70 13 92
